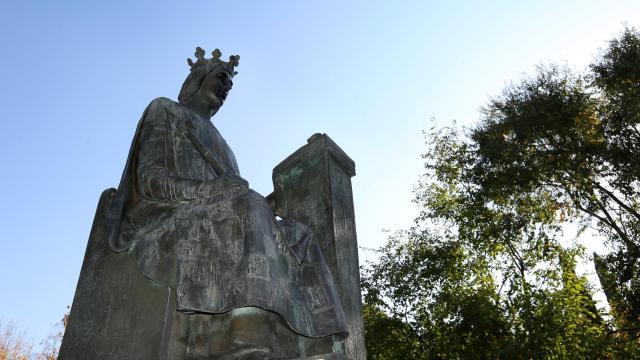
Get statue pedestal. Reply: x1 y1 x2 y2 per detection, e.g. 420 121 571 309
58 190 182 360
272 133 366 360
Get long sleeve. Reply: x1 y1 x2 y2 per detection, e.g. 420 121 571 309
135 99 213 201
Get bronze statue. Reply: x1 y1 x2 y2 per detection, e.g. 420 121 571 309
59 48 365 360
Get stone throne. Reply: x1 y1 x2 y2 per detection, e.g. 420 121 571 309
59 133 366 360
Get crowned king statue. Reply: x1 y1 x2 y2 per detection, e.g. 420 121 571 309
59 48 366 360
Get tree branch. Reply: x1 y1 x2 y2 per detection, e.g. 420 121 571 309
592 193 639 251
594 182 640 222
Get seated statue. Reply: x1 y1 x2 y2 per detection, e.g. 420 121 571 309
61 48 351 360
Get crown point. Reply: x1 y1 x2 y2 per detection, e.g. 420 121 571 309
195 47 205 61
229 55 240 67
185 46 240 74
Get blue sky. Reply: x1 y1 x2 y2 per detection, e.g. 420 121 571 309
1 0 639 347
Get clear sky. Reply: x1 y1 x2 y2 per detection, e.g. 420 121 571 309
1 0 640 348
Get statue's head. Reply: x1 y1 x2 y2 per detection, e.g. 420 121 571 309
178 47 239 117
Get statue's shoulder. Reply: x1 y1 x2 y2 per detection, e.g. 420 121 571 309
142 97 190 126
147 97 181 113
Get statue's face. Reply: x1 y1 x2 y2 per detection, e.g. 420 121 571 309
195 67 234 113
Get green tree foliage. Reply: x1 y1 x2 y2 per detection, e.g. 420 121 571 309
363 28 640 358
473 28 640 340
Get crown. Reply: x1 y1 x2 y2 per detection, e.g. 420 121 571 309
187 47 239 75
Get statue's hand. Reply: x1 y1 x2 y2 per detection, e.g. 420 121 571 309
210 173 249 197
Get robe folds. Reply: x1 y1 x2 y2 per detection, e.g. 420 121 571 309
104 97 348 338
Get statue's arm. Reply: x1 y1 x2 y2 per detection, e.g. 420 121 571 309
135 100 214 201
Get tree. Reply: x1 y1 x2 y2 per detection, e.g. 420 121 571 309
37 313 67 360
362 27 640 359
0 313 67 360
0 321 34 360
472 28 640 339
363 126 615 359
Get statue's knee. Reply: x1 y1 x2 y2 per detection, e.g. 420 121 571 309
228 307 273 333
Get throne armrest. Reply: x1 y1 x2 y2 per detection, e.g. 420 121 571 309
271 133 365 360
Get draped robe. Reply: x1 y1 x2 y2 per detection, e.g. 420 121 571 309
106 97 348 338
